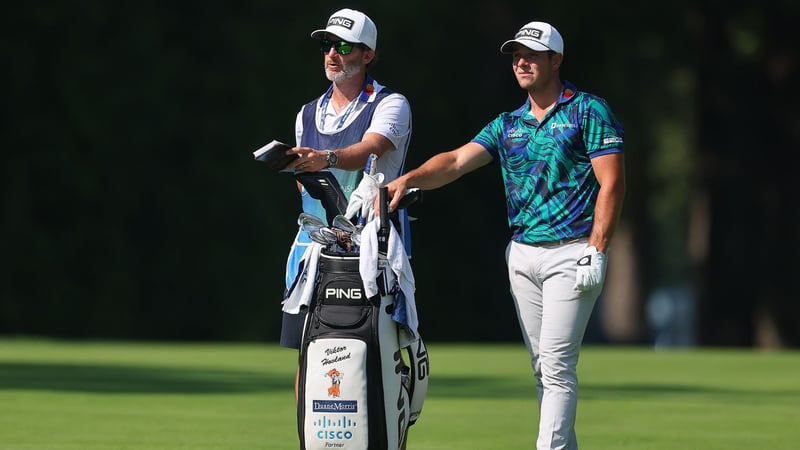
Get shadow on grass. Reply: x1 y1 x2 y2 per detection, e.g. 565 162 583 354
0 362 293 394
580 382 800 401
427 376 800 400
427 375 535 399
7 362 797 401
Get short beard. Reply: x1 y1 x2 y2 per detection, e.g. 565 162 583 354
325 60 362 83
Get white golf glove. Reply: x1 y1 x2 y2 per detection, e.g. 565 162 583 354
574 246 607 292
344 172 384 222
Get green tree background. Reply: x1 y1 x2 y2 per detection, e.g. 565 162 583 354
2 1 798 346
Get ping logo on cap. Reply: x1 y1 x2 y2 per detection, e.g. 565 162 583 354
328 16 355 30
517 27 543 39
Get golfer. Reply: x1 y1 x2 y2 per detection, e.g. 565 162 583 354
386 21 625 449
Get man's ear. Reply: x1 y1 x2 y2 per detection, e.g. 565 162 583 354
363 49 376 65
551 52 563 71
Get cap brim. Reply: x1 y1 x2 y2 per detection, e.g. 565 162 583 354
500 39 553 54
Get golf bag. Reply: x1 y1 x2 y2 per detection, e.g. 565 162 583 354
297 248 428 450
295 185 428 450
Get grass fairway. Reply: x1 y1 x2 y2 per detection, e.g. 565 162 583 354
1 339 798 449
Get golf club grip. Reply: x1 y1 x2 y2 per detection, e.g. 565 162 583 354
356 154 379 227
365 153 377 176
396 188 422 209
379 187 389 231
378 187 389 254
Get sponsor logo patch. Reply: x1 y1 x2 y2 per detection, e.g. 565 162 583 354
313 400 358 413
312 415 358 443
328 16 354 30
516 27 543 40
506 127 526 139
325 287 363 301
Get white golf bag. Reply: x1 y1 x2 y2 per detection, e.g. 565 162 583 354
297 249 428 450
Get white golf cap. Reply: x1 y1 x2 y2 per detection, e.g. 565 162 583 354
310 8 377 50
500 21 564 55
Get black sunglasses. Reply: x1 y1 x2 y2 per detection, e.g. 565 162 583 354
320 39 360 55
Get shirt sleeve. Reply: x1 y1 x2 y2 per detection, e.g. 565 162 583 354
582 97 624 158
470 114 504 161
364 93 412 152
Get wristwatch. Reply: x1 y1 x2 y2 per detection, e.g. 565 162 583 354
325 150 338 168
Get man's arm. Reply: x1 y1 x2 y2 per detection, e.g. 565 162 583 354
587 152 625 253
329 132 395 170
386 142 492 211
287 132 394 172
288 93 409 173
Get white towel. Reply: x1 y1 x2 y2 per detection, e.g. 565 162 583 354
281 242 323 314
359 219 419 345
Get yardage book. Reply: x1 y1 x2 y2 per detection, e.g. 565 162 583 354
253 140 298 172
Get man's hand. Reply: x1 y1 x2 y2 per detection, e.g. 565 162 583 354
574 246 607 291
385 177 409 212
287 147 325 172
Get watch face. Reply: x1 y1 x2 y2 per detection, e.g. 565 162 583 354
327 151 338 167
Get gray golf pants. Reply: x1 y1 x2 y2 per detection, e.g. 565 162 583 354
505 239 601 450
